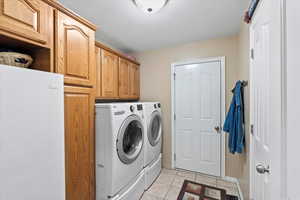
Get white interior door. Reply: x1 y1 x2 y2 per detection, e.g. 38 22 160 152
174 61 222 176
250 0 283 199
251 6 271 198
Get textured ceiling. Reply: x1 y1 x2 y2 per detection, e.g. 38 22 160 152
58 0 248 53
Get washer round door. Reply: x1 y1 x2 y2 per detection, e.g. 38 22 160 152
148 111 162 146
117 115 144 164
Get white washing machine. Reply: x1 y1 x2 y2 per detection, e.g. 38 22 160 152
142 102 163 190
95 103 145 200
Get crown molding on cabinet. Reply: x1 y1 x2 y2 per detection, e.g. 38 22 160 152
41 0 97 31
95 41 140 66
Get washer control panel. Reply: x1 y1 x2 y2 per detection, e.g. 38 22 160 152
130 105 135 112
137 104 143 111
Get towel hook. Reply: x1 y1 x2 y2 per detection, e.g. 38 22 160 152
231 80 248 93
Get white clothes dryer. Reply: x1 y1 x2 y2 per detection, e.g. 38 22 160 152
142 102 163 190
143 102 162 167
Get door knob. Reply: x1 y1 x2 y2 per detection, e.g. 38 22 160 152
214 126 220 133
256 164 270 174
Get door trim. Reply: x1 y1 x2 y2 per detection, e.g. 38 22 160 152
280 0 287 198
171 56 226 177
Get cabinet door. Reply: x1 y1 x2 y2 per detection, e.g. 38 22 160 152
56 11 95 87
119 58 130 99
100 49 119 98
129 63 140 99
0 0 53 46
64 86 95 200
135 65 140 98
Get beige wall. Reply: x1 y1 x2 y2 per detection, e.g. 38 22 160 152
134 35 240 170
135 27 250 200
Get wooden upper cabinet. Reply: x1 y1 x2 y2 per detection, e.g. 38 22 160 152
64 86 95 200
119 58 130 99
95 41 140 100
98 49 119 98
129 63 140 99
0 0 53 46
55 11 95 87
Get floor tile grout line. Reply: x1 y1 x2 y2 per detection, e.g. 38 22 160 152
163 182 174 200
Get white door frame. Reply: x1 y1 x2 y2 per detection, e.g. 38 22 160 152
171 56 226 177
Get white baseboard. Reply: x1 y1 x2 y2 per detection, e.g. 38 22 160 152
222 176 244 200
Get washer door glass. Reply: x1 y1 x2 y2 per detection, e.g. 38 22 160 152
117 115 144 164
148 111 162 146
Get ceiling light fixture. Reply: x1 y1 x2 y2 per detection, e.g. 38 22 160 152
133 0 169 14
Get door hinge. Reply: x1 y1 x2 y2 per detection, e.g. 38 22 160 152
251 124 254 135
251 48 255 60
174 113 176 120
174 154 176 161
173 73 176 80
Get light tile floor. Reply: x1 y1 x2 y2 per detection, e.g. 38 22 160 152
141 168 240 200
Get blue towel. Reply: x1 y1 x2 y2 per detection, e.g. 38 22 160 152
223 81 245 154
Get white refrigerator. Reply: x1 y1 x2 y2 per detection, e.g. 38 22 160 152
0 65 65 200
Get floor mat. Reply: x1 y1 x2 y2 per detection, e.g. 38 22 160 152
177 180 239 200
225 194 239 200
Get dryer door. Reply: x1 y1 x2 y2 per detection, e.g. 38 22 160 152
148 111 162 146
117 115 144 164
